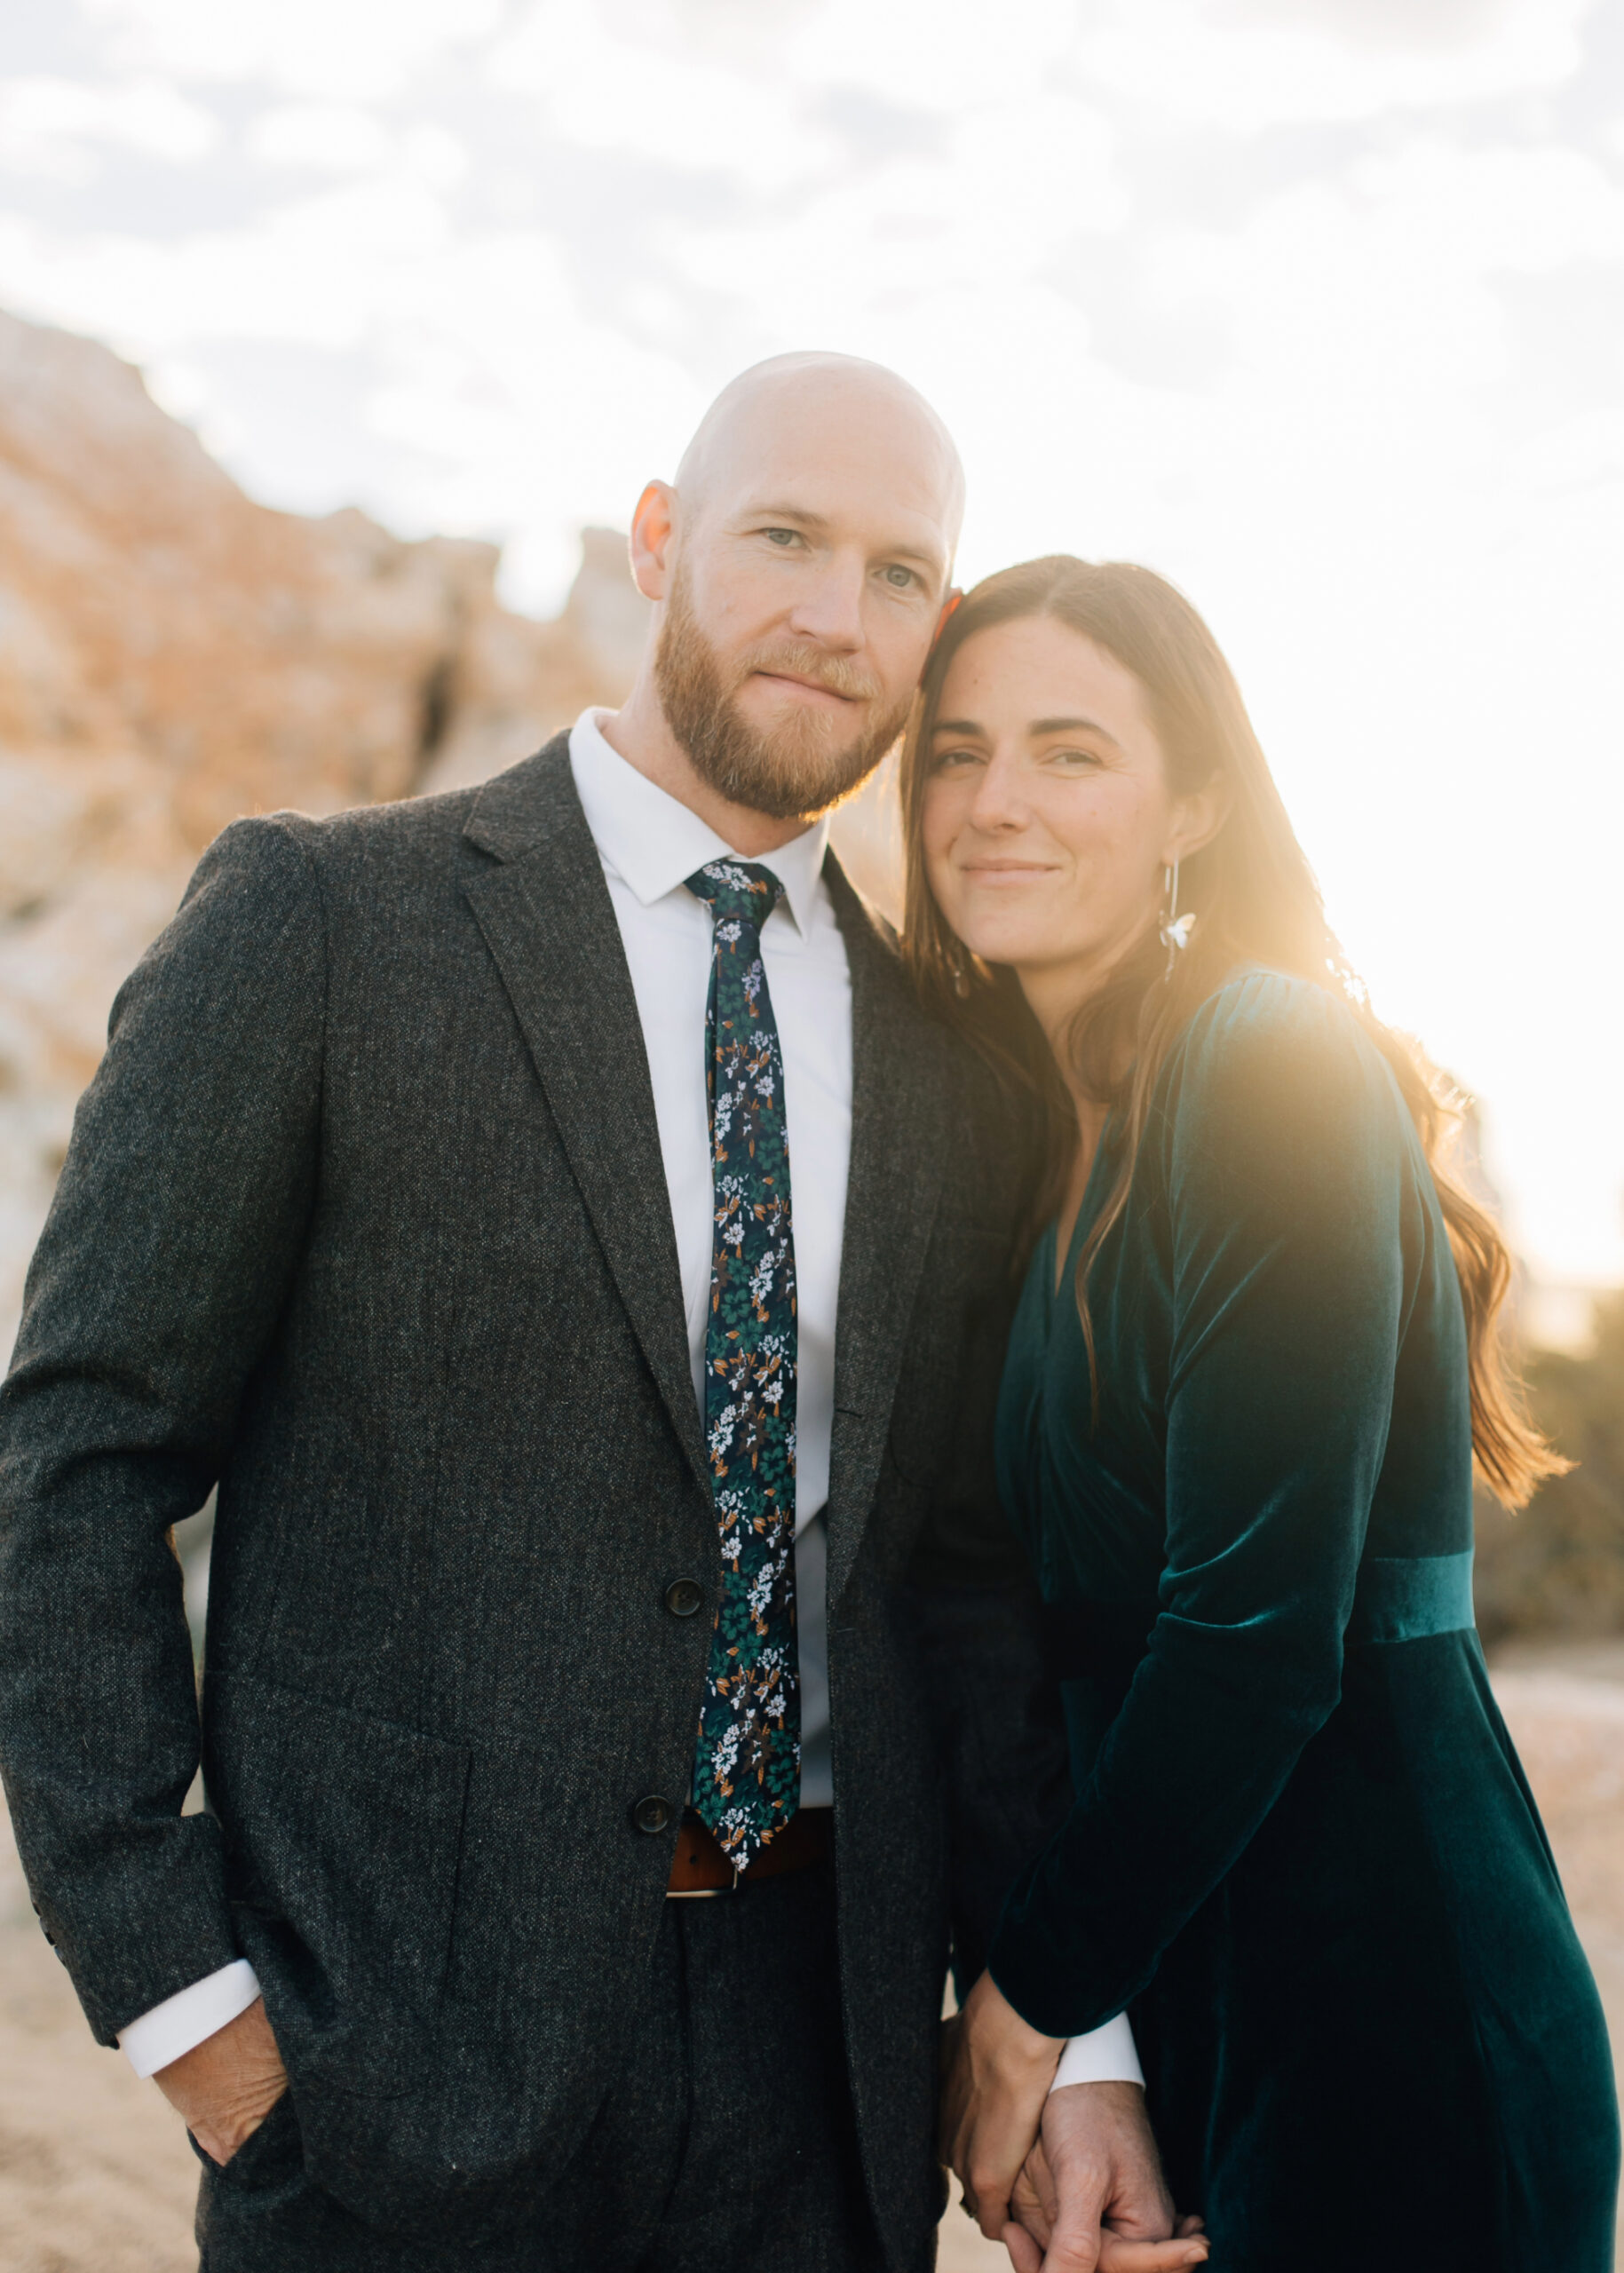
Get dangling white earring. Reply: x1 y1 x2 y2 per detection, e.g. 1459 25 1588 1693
1158 860 1195 981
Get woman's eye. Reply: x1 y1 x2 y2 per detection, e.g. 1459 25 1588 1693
932 747 983 772
1048 746 1101 769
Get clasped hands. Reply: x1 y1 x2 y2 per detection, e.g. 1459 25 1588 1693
941 1972 1208 2273
161 1964 1210 2273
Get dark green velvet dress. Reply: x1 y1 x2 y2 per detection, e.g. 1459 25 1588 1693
987 970 1619 2269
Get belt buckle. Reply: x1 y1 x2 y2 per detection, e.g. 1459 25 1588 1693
665 1818 742 1899
665 1871 740 1900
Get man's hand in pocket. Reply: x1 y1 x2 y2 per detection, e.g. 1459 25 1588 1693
154 1996 288 2164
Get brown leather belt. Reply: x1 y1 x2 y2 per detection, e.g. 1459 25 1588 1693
666 1807 832 1897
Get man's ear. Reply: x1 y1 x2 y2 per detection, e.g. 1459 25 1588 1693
629 480 677 602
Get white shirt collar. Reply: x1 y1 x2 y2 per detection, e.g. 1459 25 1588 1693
568 707 830 937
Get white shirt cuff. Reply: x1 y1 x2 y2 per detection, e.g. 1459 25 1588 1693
1050 2010 1145 2092
117 1958 263 2079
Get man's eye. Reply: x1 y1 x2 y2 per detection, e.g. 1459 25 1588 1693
763 527 801 547
883 564 917 590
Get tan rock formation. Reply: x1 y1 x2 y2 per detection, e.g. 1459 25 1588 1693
0 306 902 1356
0 307 653 1350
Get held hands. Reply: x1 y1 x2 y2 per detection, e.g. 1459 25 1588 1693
1006 2089 1208 2273
153 1995 288 2165
940 1972 1208 2273
941 1970 1065 2245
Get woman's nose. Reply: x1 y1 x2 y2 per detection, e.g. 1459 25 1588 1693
967 749 1030 830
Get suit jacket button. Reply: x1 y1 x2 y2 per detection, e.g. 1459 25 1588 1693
633 1794 673 1836
664 1578 705 1619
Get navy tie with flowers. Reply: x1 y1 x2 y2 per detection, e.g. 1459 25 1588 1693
684 859 800 1871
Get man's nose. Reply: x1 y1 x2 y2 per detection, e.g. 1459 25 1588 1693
785 557 867 652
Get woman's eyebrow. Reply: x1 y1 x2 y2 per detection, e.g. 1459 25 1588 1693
1030 715 1121 747
931 717 986 737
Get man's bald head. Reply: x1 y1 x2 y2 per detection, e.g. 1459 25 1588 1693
674 352 964 547
615 350 966 836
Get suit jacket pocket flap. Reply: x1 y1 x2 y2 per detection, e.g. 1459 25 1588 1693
204 1671 471 2097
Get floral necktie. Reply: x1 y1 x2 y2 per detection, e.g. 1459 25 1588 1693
684 859 800 1870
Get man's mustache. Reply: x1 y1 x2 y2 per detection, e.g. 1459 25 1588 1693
734 643 883 705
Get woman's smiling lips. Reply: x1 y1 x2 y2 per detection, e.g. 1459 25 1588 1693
957 855 1061 885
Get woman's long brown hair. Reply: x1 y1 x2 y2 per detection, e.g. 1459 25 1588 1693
899 556 1564 1508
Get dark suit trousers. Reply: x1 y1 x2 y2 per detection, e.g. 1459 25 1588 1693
195 1864 884 2272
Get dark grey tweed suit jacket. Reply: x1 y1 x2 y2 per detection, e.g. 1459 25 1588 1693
0 738 1063 2264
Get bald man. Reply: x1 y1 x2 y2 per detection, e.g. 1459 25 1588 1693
0 356 1147 2272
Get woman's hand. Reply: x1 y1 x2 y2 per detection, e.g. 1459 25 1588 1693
940 1969 1066 2242
1005 2090 1209 2272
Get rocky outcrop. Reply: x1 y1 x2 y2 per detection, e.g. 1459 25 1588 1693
0 307 900 1355
0 306 656 1350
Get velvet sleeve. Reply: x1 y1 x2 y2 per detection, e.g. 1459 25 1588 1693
986 974 1418 2036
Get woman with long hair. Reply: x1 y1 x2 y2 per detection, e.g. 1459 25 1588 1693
920 558 1619 2269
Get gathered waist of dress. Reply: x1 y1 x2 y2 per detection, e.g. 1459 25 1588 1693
1345 1548 1476 1646
1040 1547 1477 1691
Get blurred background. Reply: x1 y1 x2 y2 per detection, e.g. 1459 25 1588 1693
1 0 1623 2266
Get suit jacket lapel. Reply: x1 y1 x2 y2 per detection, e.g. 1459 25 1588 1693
824 859 947 1607
461 739 712 1508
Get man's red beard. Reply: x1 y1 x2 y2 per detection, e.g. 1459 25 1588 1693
654 564 913 823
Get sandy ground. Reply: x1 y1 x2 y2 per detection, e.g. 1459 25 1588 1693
3 1649 1621 2273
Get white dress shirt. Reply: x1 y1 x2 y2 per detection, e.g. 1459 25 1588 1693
567 705 848 1813
120 707 1137 2091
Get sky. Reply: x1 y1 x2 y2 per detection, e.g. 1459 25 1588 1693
1 0 1622 1287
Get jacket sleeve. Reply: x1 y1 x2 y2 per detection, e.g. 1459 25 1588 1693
986 978 1419 2035
905 1560 1071 1993
0 817 326 2044
905 1051 1070 1990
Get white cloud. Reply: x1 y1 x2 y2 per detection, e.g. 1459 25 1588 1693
0 172 456 351
79 0 504 100
1075 0 1595 129
788 0 1080 113
1232 0 1539 51
487 0 839 193
671 93 1128 340
246 104 468 189
1349 140 1624 273
246 102 394 175
0 73 218 180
